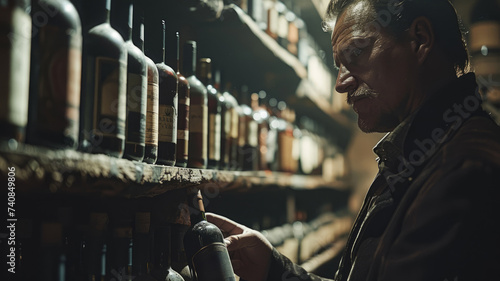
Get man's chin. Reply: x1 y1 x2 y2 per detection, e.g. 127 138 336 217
357 117 392 133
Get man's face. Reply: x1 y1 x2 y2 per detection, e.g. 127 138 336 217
332 2 419 133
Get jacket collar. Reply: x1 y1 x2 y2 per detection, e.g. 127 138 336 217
373 73 482 192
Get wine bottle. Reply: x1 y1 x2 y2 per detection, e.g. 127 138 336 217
108 214 134 281
150 217 184 280
0 0 32 145
221 82 241 171
176 32 190 168
85 212 109 281
133 212 156 280
171 224 193 281
112 0 148 161
139 16 159 164
16 219 35 280
27 0 82 149
238 86 258 171
183 191 236 281
252 91 270 171
276 1 289 49
57 205 86 281
276 101 298 173
215 70 229 170
198 58 221 170
266 97 279 171
40 222 66 281
79 0 127 157
156 20 178 166
185 41 208 169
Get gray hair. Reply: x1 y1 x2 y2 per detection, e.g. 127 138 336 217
323 0 470 75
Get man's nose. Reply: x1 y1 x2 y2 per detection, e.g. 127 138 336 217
335 65 357 94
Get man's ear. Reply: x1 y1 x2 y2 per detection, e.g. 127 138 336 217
409 16 434 65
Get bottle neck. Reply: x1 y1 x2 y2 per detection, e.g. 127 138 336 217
198 59 212 86
131 1 145 51
133 23 144 52
161 20 167 64
84 0 111 31
176 32 180 73
157 225 172 269
110 0 132 41
183 41 197 77
190 191 207 225
126 3 133 41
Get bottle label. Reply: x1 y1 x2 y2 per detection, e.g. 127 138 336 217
190 104 208 134
145 78 159 146
0 7 31 127
126 73 147 145
177 97 190 132
158 104 177 143
266 128 278 163
189 104 208 163
93 56 126 140
180 97 191 106
177 129 189 141
224 109 231 136
37 23 82 139
192 243 236 281
230 109 239 139
209 113 221 161
247 119 258 147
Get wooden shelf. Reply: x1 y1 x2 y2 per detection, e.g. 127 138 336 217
195 5 353 139
0 142 348 198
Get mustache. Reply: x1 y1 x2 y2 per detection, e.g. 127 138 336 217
347 88 377 104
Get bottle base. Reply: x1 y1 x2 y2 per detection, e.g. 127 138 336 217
175 159 188 168
124 143 145 161
79 136 124 158
143 144 158 164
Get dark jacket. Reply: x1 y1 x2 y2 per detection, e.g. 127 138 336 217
266 73 500 281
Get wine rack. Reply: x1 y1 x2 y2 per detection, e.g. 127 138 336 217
1 0 355 279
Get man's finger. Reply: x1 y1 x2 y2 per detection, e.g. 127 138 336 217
206 212 245 235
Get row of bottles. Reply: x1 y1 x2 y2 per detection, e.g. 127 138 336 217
228 0 303 57
14 210 186 280
0 0 341 176
12 190 235 281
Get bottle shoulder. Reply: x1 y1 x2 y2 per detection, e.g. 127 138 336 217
156 62 178 78
146 56 159 82
39 0 82 31
87 23 126 58
187 76 208 96
125 40 147 75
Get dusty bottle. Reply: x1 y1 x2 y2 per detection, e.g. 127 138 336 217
198 58 221 170
27 0 82 149
0 0 32 145
138 15 159 164
150 213 184 281
183 191 236 281
79 0 127 157
176 32 190 168
112 0 148 161
237 86 258 171
185 41 208 169
156 20 178 166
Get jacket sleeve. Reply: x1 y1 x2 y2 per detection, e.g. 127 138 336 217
266 248 334 281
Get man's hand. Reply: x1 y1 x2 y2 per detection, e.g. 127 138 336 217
206 212 273 281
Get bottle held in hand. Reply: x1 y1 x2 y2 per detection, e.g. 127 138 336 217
183 191 236 281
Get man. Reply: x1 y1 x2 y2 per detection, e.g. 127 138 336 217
207 0 500 280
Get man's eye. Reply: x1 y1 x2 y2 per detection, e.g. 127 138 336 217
351 48 362 57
